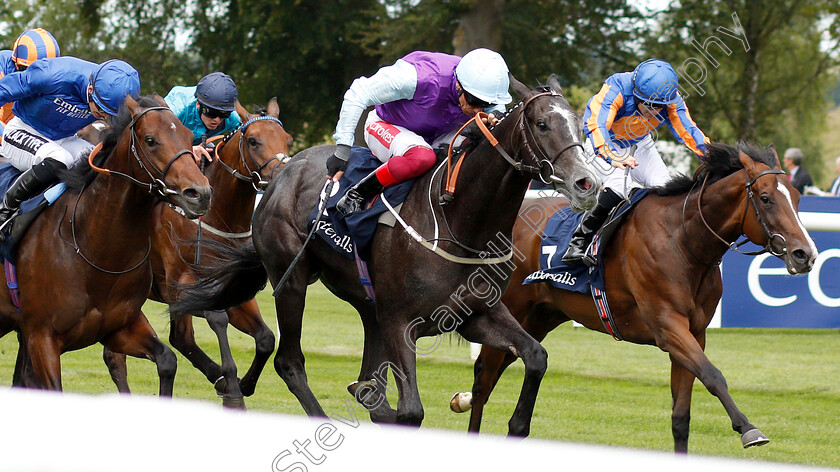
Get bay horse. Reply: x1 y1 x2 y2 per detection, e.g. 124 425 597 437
174 75 601 433
449 142 817 451
101 98 291 407
4 95 211 392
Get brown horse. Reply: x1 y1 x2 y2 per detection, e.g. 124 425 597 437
4 95 211 392
173 76 601 433
450 142 817 451
101 99 291 407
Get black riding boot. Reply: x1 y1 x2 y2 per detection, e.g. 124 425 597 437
336 167 386 215
0 158 66 238
561 188 623 266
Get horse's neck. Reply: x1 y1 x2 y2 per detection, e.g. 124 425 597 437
681 170 748 262
80 169 158 248
429 121 529 248
203 141 256 232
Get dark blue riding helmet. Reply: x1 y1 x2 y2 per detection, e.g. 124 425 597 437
90 59 141 116
632 59 681 106
195 72 238 112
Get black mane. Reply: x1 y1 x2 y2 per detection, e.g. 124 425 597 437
60 96 163 192
650 141 780 197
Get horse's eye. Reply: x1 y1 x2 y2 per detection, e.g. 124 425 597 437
144 136 156 147
760 195 771 204
248 137 258 147
536 120 548 131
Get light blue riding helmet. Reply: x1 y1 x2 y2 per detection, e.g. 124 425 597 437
90 59 141 116
632 59 681 106
455 48 513 105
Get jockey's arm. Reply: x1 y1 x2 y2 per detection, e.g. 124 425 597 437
0 61 49 107
666 99 709 158
583 79 635 169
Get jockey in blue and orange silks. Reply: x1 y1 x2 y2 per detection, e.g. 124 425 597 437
0 28 61 129
326 48 513 215
562 58 710 265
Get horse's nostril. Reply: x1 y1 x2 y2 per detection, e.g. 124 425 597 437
183 188 200 201
792 248 808 263
575 178 591 191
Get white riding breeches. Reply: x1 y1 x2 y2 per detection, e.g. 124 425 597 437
586 134 671 199
1 117 93 171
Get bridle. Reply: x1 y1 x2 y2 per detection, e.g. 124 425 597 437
88 106 193 201
683 166 788 261
213 115 290 191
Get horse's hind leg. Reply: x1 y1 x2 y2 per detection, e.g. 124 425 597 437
457 304 547 438
203 309 245 409
656 318 767 448
103 313 177 396
466 347 518 432
227 299 275 397
670 356 696 453
102 347 131 393
351 303 398 424
273 275 328 418
12 332 40 388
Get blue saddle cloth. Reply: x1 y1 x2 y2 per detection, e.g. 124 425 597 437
309 146 415 260
0 163 66 263
523 189 647 293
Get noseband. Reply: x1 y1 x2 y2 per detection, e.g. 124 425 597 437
88 106 193 201
687 167 787 259
213 115 289 190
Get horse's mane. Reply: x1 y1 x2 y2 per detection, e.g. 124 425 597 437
650 141 779 196
60 96 164 192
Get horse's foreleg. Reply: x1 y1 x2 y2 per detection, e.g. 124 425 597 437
168 314 223 385
670 356 696 453
657 319 767 448
204 309 245 409
273 278 327 418
352 304 398 424
12 332 39 388
465 346 518 432
103 313 177 397
102 347 131 393
25 333 62 390
227 299 275 397
457 304 547 438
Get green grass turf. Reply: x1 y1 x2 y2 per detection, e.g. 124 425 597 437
1 282 838 467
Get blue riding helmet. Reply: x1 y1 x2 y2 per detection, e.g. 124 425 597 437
632 59 680 106
195 72 238 112
90 59 141 116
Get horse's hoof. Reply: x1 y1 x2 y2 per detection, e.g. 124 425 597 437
213 377 227 397
449 392 472 413
222 396 246 410
347 379 379 399
741 428 769 448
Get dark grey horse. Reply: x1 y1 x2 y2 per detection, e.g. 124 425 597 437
173 76 600 434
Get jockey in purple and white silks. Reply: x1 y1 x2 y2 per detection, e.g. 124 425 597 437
562 58 710 266
326 48 513 215
0 57 140 236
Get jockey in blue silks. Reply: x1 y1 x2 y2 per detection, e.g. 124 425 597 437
327 48 512 215
562 59 710 266
0 28 62 130
0 57 140 234
164 72 242 163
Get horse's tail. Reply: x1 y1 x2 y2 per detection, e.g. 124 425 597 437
170 239 268 316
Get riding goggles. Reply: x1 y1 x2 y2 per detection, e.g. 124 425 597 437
200 104 232 119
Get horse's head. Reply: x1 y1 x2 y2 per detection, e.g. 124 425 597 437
738 144 817 274
225 97 294 189
509 75 600 212
124 94 212 218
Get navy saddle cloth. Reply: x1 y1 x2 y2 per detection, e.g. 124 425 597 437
309 146 415 260
523 188 647 293
0 163 66 263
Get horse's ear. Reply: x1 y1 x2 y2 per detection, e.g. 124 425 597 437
767 143 780 166
509 73 531 101
546 74 563 94
125 94 143 116
151 93 168 108
234 99 250 120
738 149 759 173
267 97 280 118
